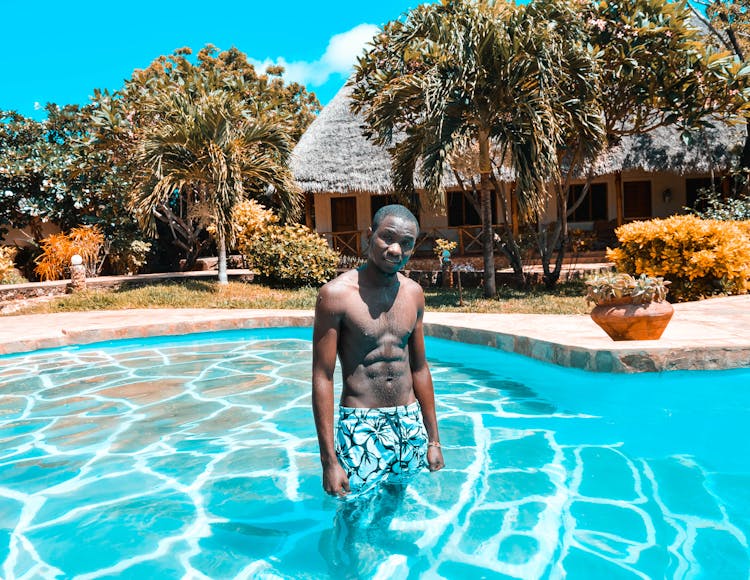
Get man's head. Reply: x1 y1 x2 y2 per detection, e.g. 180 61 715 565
367 204 419 275
371 204 419 234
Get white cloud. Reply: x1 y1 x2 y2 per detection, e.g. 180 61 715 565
250 23 379 88
322 24 380 72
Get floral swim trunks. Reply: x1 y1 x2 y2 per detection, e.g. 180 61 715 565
335 401 429 493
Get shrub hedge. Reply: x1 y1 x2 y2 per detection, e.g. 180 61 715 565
234 200 339 287
34 225 105 281
606 215 750 301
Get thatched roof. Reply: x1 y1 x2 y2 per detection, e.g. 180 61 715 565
291 83 395 194
292 82 744 194
588 121 743 176
290 83 487 195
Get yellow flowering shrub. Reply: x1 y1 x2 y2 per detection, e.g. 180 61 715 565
234 200 339 286
607 215 750 301
433 238 457 261
34 225 105 281
232 199 279 234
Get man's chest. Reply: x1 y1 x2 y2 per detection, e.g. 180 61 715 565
341 301 418 344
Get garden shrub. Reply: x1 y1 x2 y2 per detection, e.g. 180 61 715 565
0 246 26 284
35 225 105 281
234 200 338 286
607 215 750 301
106 239 153 275
693 187 750 221
233 198 279 232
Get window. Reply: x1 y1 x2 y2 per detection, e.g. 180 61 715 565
623 181 652 219
370 194 397 220
568 183 608 221
304 192 316 229
331 197 357 232
447 190 496 226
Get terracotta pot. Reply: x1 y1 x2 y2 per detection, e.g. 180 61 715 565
590 299 674 341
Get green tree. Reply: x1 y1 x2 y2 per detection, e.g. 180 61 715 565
544 0 747 287
689 0 750 181
588 0 744 140
133 87 298 284
0 105 147 276
90 45 319 268
352 0 602 295
0 110 55 240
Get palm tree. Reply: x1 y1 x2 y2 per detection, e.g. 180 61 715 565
352 0 598 297
133 87 299 284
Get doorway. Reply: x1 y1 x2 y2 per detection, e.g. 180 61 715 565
623 181 652 220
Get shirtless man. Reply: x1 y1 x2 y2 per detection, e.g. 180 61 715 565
312 204 444 496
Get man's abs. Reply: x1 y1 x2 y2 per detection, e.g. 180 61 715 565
340 359 416 408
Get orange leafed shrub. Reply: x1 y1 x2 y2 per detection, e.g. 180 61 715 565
35 226 105 281
232 199 279 235
607 215 750 301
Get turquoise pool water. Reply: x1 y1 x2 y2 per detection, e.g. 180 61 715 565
0 328 748 579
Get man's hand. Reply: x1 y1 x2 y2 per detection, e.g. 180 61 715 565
322 463 351 496
427 446 444 472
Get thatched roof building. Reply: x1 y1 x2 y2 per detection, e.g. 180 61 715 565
292 78 744 256
292 82 743 195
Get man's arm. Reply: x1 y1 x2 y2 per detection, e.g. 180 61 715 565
311 284 350 495
409 287 445 472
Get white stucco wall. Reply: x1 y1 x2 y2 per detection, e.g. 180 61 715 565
1 223 60 247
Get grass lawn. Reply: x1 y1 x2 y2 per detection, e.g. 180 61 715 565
7 279 591 316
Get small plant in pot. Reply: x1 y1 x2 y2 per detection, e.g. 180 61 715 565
585 272 674 341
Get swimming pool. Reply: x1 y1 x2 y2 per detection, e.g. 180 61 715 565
1 328 748 578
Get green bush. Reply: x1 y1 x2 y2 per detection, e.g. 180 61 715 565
693 186 750 221
106 239 153 275
233 198 339 287
239 224 339 286
607 215 750 301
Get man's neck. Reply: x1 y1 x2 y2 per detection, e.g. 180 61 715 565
358 262 400 288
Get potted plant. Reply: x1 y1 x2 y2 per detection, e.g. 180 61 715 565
584 272 674 340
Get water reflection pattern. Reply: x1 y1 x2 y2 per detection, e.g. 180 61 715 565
0 331 747 579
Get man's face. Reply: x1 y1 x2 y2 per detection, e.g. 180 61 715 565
368 215 418 275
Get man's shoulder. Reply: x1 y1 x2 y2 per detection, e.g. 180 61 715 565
318 270 357 301
398 273 425 296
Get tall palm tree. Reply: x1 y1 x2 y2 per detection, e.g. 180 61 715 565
352 0 598 297
133 88 299 284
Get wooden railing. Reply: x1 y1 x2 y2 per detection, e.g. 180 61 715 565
416 225 505 255
321 225 504 256
322 230 362 256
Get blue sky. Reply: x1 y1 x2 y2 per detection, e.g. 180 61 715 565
0 0 431 119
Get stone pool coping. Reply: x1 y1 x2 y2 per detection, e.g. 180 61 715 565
1 294 749 372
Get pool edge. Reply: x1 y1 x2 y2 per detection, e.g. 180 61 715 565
3 306 750 372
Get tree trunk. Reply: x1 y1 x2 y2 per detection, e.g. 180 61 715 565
478 131 496 297
491 175 526 287
217 230 228 285
153 203 205 270
544 188 567 289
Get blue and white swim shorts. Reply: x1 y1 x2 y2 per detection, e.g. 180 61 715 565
335 401 428 493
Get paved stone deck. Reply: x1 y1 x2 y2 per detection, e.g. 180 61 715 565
1 295 748 372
